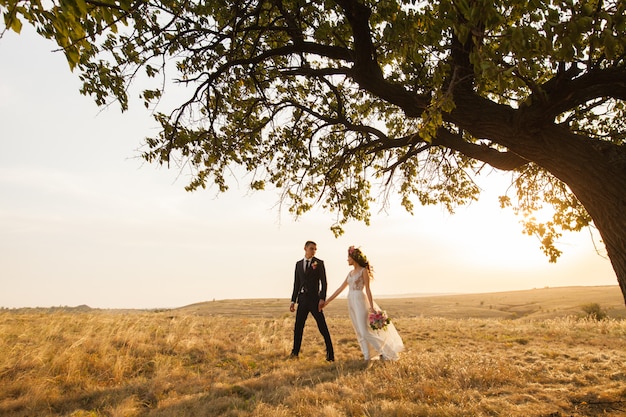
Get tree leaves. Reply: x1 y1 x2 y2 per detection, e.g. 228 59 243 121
2 0 625 259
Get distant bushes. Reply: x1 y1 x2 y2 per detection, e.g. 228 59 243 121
580 303 608 320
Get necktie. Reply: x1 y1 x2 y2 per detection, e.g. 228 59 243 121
306 260 310 270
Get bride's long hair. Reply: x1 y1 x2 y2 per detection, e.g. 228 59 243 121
348 246 374 278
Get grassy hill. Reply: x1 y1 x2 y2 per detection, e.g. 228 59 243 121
174 285 626 320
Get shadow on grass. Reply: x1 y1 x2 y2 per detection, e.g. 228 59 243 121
145 358 372 416
0 355 370 417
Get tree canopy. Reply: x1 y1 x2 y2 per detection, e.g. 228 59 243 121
2 0 626 302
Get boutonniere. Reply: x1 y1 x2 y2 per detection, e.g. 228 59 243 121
311 261 318 269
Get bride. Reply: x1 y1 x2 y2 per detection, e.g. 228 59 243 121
323 246 404 362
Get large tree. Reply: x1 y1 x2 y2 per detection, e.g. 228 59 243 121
2 0 626 301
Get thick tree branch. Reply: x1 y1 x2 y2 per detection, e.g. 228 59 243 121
432 128 529 171
331 122 527 173
334 0 429 116
531 66 626 120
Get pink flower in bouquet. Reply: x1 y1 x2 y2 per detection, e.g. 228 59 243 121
368 310 391 331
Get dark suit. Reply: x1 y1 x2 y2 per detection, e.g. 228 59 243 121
290 257 334 360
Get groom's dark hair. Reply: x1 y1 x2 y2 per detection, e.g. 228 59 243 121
304 240 317 247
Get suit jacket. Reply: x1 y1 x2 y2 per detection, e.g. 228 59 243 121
291 257 328 304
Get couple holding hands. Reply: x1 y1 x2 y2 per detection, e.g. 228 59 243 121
289 241 404 363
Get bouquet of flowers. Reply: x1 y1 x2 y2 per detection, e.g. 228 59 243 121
368 310 391 331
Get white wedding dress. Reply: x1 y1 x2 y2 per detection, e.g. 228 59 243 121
347 268 404 361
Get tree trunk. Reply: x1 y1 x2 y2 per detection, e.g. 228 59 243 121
567 176 626 306
532 127 626 305
594 207 626 305
451 95 626 305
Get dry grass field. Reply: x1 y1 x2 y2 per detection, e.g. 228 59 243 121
1 286 625 416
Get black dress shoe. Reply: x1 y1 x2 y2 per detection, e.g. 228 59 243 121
326 356 335 362
289 353 299 359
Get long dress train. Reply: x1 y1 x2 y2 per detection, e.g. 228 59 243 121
347 268 404 360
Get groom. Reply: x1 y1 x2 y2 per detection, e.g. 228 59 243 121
289 240 334 362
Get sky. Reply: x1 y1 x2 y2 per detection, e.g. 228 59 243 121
0 27 618 309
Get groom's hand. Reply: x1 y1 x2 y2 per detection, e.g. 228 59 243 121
290 302 295 312
318 300 325 312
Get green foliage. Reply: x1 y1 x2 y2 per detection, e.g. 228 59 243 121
1 0 625 260
1 0 136 71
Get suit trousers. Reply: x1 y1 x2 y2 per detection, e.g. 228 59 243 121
292 295 334 358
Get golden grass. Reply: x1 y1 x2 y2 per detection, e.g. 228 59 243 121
1 286 626 416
